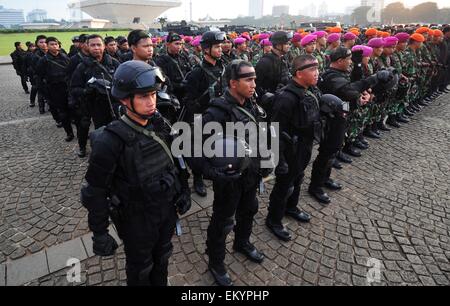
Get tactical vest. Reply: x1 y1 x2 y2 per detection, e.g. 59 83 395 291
102 118 180 206
280 84 322 142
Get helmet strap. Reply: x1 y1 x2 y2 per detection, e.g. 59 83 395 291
126 94 155 120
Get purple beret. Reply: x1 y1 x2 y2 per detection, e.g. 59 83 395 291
260 39 272 47
312 31 327 38
384 36 399 47
344 32 357 41
292 33 303 43
367 38 385 48
240 34 251 41
234 37 246 45
395 32 410 43
301 34 317 47
352 45 373 57
259 33 270 40
327 33 341 43
191 38 201 47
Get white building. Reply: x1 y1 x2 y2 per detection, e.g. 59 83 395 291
361 0 385 12
249 0 264 19
0 6 25 28
27 9 47 23
68 0 84 22
73 0 182 25
318 2 328 17
272 5 289 17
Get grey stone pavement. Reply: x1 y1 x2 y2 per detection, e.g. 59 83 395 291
0 64 449 286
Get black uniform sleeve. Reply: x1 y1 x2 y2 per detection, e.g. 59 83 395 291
256 57 274 95
81 130 122 235
70 64 87 100
182 67 207 112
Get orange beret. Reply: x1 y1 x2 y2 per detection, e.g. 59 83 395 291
350 29 360 36
330 27 342 33
410 33 425 42
433 29 443 37
365 28 377 36
297 28 305 33
381 31 390 38
415 27 429 34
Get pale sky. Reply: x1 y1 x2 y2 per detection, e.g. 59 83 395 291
1 0 448 21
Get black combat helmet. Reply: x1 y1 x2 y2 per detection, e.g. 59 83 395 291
269 31 292 45
200 31 226 49
320 94 350 117
112 61 165 100
208 136 252 176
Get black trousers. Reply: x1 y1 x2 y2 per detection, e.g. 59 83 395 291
206 173 259 265
310 116 347 189
268 139 313 226
119 199 177 286
18 73 28 92
47 83 73 136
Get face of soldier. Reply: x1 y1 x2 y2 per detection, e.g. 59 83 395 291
167 40 183 55
397 42 407 51
296 61 319 87
119 42 129 51
37 39 48 52
106 41 117 54
433 36 443 44
318 37 327 48
345 40 356 48
208 43 222 59
304 42 316 54
230 66 256 100
221 42 232 53
29 45 36 52
263 45 272 54
132 38 154 61
383 46 395 56
373 47 383 57
128 91 157 117
336 56 352 72
362 57 369 66
88 38 105 60
48 41 60 55
237 43 247 52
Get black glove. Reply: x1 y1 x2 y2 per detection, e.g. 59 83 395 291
275 160 289 176
351 50 363 64
376 70 391 83
83 86 96 96
175 189 191 215
92 233 118 257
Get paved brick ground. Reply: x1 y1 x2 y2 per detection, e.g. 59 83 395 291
0 64 449 286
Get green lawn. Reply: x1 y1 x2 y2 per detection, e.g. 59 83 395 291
0 31 130 56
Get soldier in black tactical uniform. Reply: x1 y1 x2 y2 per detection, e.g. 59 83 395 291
255 31 292 115
71 34 120 158
266 55 321 242
24 43 37 107
10 41 29 94
31 35 48 114
127 30 156 66
195 60 269 286
155 32 192 100
36 37 74 142
182 31 227 197
104 36 121 62
308 47 388 204
81 61 191 286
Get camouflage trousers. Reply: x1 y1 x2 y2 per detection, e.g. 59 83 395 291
347 104 371 142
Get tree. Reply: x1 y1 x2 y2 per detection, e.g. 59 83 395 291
382 2 410 24
351 6 373 26
157 17 167 29
410 2 439 23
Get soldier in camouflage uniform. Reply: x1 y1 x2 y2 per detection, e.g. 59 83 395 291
415 28 434 105
388 32 413 125
287 33 303 66
234 37 250 62
363 38 385 139
252 39 272 67
403 33 426 114
313 31 328 74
